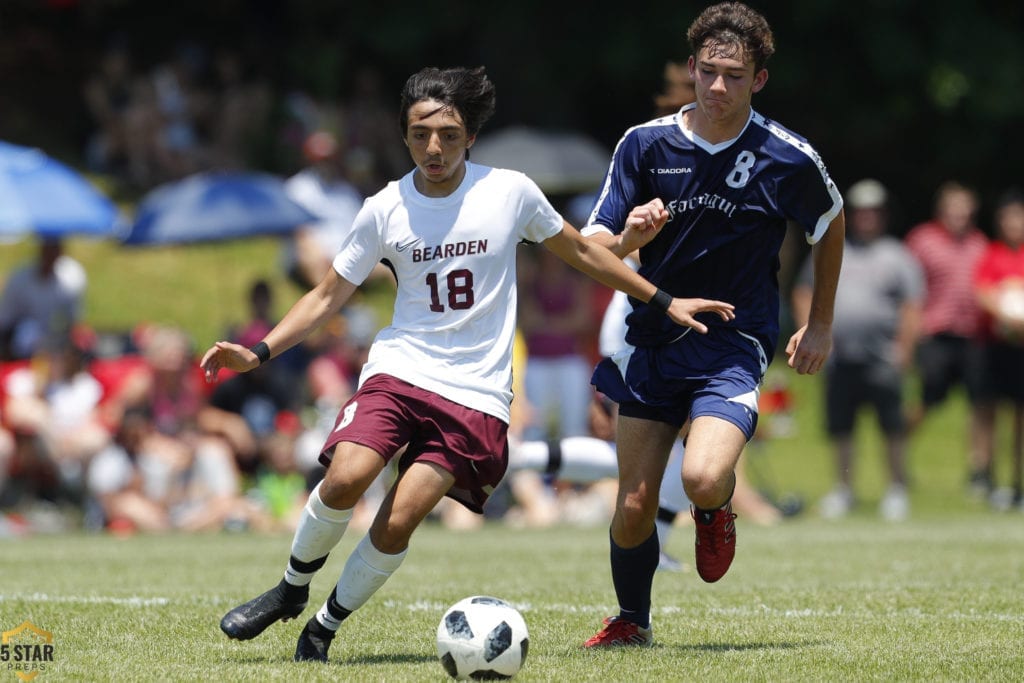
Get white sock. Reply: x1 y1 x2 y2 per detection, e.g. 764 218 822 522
317 534 407 629
284 482 353 586
556 437 619 482
508 440 550 472
511 437 619 483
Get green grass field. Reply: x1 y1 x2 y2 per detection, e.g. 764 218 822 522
2 518 1022 682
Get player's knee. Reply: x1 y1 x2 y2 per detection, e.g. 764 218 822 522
617 489 658 529
369 519 413 554
319 472 363 510
682 467 733 504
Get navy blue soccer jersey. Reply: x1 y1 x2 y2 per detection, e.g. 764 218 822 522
583 103 842 358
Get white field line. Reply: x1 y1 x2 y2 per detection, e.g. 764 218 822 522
2 594 1021 624
0 592 169 607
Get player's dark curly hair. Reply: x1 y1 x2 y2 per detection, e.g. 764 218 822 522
399 66 497 143
687 2 775 73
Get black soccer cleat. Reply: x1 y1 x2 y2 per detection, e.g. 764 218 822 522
220 579 309 640
294 617 335 663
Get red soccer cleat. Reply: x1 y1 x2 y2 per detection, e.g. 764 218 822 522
692 502 737 583
582 616 653 648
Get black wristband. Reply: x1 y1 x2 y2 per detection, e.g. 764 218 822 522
649 288 672 314
249 341 271 365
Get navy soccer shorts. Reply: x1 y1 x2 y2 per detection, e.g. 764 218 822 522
592 326 767 440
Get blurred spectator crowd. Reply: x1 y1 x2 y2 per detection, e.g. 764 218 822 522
0 270 382 537
4 183 1023 540
793 180 1024 519
3 53 1024 542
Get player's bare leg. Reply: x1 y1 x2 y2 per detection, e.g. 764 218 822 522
296 461 455 662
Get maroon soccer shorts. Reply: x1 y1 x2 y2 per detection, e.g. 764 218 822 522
319 373 509 513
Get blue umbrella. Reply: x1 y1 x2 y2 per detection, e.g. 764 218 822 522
0 140 120 239
123 171 318 245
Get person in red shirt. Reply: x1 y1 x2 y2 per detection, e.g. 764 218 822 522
905 181 995 497
974 190 1024 509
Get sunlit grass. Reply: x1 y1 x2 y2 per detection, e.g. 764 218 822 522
1 519 1022 681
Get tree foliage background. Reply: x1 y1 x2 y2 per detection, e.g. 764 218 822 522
1 0 1022 233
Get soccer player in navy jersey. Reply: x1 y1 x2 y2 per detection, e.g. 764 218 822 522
581 2 845 647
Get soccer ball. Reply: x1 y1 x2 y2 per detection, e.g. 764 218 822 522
436 596 529 680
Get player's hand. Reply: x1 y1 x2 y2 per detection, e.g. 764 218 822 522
666 298 735 334
200 340 260 383
785 322 832 375
621 199 669 253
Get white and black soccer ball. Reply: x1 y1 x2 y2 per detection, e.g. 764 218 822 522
436 596 529 680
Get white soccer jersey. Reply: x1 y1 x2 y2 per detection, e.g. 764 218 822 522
332 162 564 422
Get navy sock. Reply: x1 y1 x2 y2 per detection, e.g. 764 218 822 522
609 528 659 629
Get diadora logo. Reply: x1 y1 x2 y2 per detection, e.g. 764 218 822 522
650 167 693 174
1 621 54 681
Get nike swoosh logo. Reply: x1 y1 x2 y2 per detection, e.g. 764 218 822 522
395 239 421 252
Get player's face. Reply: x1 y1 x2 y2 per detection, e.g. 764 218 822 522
688 44 767 127
404 98 476 197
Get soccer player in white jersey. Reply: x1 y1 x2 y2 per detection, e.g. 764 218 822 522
580 2 845 648
200 66 734 664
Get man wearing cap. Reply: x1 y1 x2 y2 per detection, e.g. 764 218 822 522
792 179 924 521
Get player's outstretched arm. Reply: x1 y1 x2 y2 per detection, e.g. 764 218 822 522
586 199 670 259
786 210 845 375
544 221 735 333
201 269 359 382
